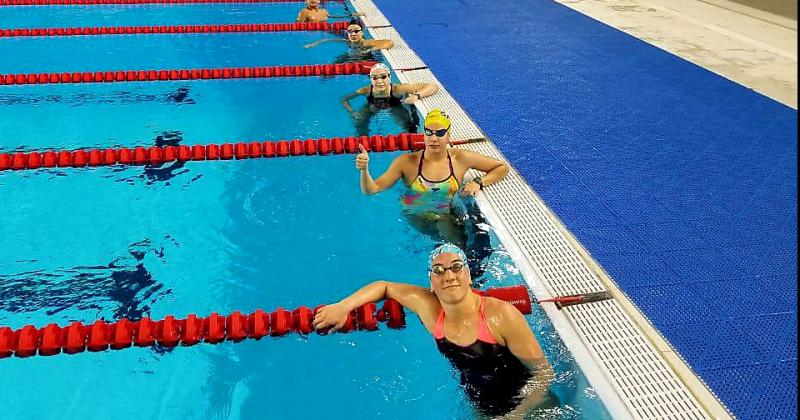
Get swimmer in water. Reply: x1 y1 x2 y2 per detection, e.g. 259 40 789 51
355 108 509 244
297 0 363 23
303 19 394 53
313 244 555 417
342 63 437 135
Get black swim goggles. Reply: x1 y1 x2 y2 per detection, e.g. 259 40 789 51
429 261 466 276
424 127 450 137
347 28 363 34
371 74 389 81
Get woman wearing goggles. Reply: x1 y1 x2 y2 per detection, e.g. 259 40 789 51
355 108 509 244
341 63 439 136
313 244 555 417
303 19 393 53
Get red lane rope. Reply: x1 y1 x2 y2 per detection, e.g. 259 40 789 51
0 135 487 172
0 61 375 86
1 0 342 6
0 21 349 38
0 286 531 359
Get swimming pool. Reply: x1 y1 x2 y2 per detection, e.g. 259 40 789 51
0 3 612 418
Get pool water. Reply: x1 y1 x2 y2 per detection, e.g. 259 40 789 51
0 77 401 150
0 3 612 419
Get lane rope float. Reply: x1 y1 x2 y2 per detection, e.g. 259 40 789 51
0 61 376 86
0 286 532 359
0 22 350 38
0 135 487 172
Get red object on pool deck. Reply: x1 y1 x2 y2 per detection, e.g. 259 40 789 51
0 286 531 359
1 0 342 5
0 134 492 173
0 22 350 38
0 61 375 86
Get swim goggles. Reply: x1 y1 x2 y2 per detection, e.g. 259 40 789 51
371 74 389 80
429 261 466 276
424 127 449 137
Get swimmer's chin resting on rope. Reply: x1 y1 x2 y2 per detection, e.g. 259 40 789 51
314 244 555 418
297 0 364 23
304 19 394 52
356 108 509 198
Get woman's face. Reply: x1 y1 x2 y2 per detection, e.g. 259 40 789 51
370 70 390 90
346 24 364 43
423 122 451 152
429 253 472 304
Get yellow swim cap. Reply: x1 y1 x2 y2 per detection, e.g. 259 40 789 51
424 109 451 129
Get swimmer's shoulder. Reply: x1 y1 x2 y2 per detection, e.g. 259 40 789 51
449 148 471 158
449 148 484 166
449 147 468 163
402 150 422 163
483 297 526 326
390 151 420 176
483 296 525 344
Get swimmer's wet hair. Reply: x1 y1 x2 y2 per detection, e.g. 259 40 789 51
348 18 364 28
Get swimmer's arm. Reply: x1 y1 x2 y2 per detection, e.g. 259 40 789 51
456 150 509 188
341 87 368 114
498 304 555 417
313 281 438 332
364 39 394 51
304 38 345 48
394 83 439 99
361 154 406 195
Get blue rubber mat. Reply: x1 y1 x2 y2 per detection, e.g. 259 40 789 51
374 0 798 418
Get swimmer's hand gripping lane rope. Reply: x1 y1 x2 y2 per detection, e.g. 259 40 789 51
0 286 612 359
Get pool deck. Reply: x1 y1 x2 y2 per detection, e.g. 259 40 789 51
364 0 797 419
556 0 797 108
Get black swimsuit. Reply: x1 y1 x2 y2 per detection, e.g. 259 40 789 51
434 296 534 416
367 85 402 110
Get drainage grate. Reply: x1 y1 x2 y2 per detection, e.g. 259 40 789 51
371 27 427 69
394 69 486 141
351 1 728 419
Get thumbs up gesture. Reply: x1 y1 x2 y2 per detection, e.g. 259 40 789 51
355 144 369 171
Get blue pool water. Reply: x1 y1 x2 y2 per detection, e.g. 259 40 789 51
0 3 611 418
0 77 398 150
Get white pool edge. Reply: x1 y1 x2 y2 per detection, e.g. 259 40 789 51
476 190 634 420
